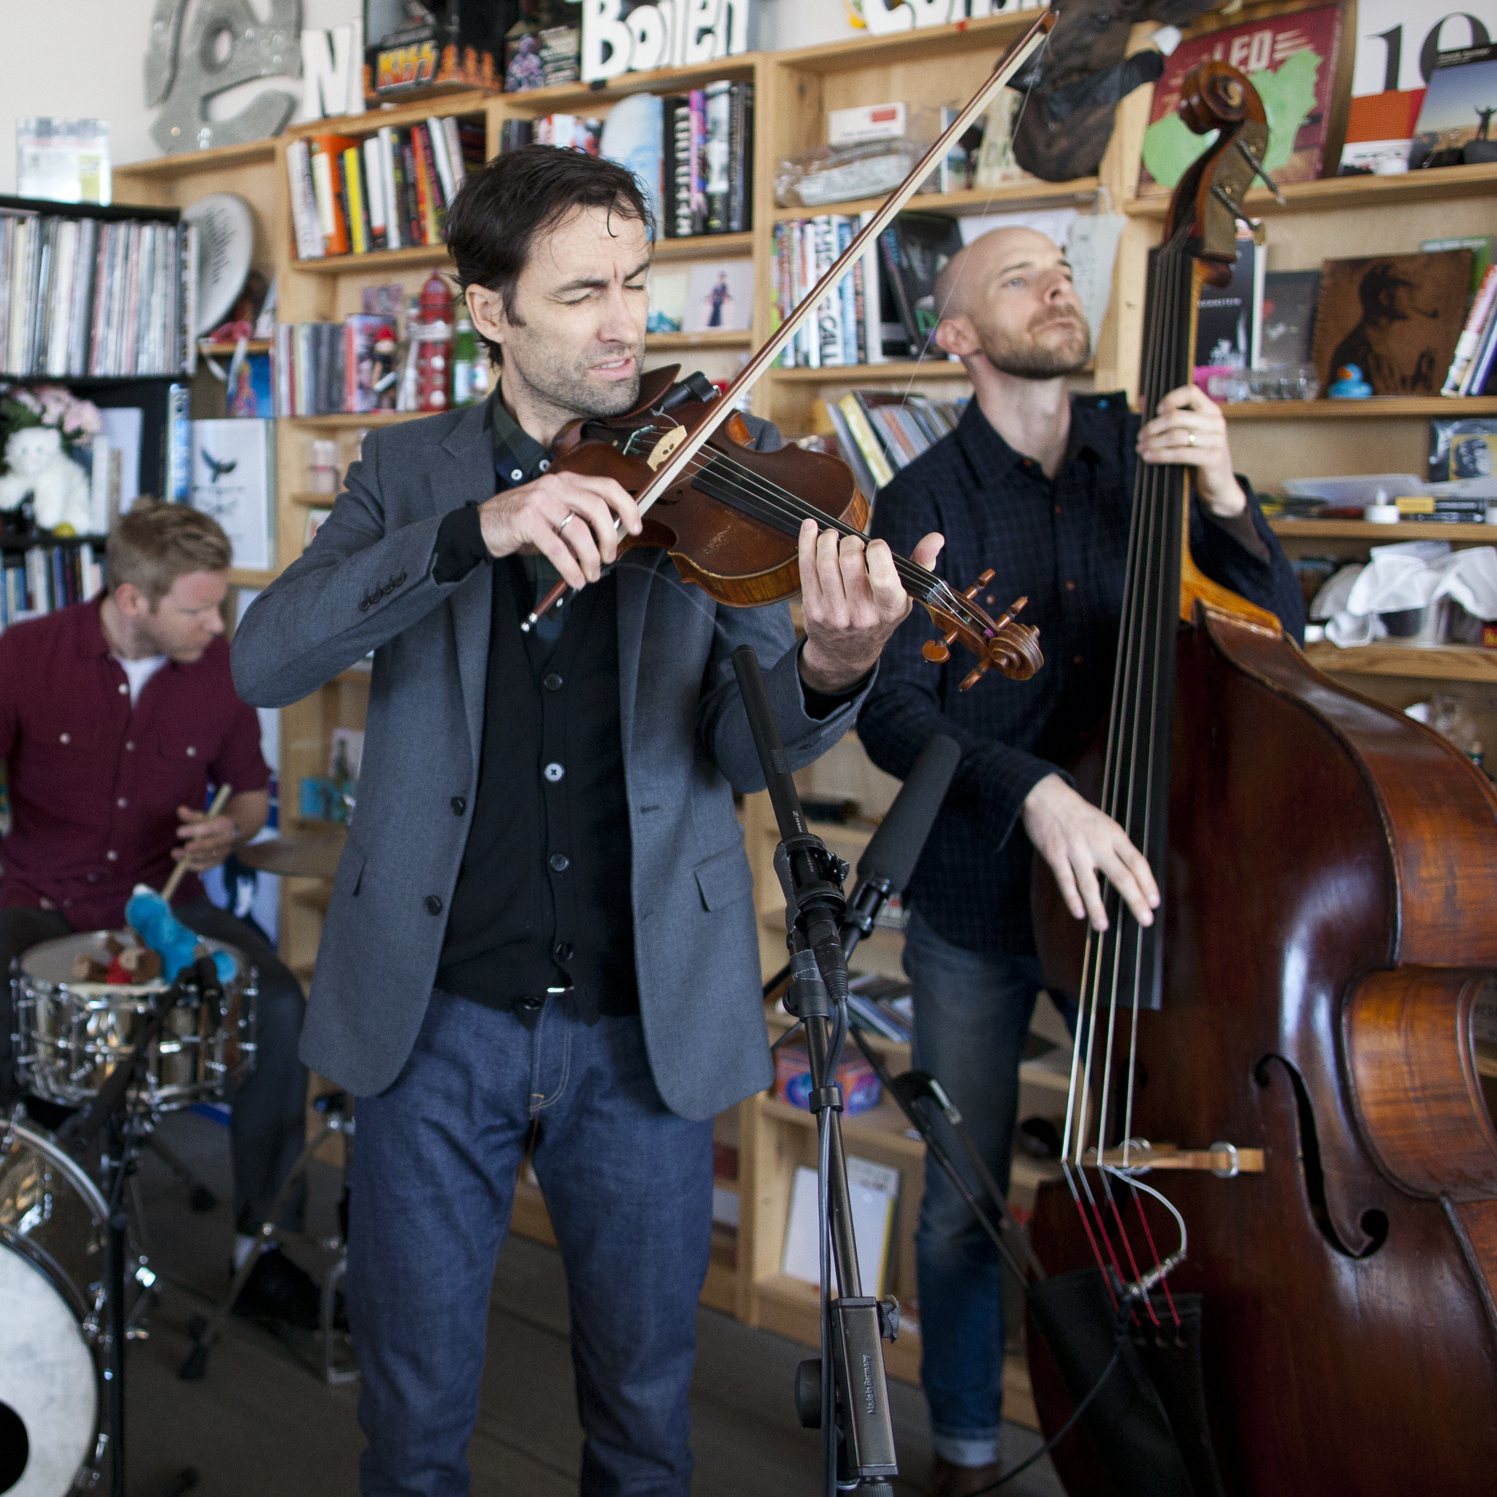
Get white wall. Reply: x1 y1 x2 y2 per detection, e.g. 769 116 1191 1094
0 0 359 193
0 0 855 193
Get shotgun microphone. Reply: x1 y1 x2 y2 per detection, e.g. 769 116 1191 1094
842 734 961 959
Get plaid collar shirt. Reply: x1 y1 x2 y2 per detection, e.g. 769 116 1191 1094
858 395 1305 956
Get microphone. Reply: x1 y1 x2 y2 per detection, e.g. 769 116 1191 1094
841 734 960 959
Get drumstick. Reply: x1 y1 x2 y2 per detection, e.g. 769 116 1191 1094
161 783 233 902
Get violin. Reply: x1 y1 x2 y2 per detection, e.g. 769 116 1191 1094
1024 59 1497 1495
546 365 1044 688
523 11 1059 690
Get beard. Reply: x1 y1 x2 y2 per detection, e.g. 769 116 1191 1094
503 331 645 423
982 309 1091 380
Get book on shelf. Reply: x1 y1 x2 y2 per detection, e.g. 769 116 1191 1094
1138 3 1350 193
1311 248 1473 397
1429 417 1497 481
273 316 406 416
627 81 756 239
781 1157 899 1299
879 212 962 354
289 117 473 261
0 537 105 629
1443 265 1497 396
188 418 275 571
772 213 908 369
1409 42 1497 170
0 204 192 379
1194 226 1262 396
1260 270 1321 367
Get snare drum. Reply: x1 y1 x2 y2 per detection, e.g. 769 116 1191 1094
0 1120 108 1493
14 931 257 1111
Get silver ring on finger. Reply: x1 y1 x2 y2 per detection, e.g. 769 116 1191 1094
558 513 579 532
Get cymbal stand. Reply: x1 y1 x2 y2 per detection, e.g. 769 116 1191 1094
59 957 218 1497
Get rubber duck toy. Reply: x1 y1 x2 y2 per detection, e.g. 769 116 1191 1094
1328 363 1373 399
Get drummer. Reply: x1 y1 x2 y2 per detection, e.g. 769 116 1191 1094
0 499 321 1329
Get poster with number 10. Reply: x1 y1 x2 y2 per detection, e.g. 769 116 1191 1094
1344 1 1497 171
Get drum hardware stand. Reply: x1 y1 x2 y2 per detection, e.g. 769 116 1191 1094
59 956 220 1497
731 645 900 1497
180 1087 356 1386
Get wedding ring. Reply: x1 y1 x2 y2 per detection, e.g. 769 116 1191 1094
1187 430 1197 446
558 514 578 531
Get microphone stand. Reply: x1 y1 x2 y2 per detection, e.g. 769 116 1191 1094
59 955 219 1497
731 646 899 1497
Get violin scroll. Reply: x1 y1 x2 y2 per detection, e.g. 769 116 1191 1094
921 576 1043 691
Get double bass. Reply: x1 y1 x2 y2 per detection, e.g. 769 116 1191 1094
1026 61 1497 1493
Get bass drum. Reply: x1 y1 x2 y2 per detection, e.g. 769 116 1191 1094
0 1120 106 1495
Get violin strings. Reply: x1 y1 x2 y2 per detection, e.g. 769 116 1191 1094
629 440 1006 642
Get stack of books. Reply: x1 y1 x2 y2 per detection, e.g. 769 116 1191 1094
663 81 754 237
0 208 194 378
271 317 399 417
772 214 878 369
826 390 965 500
499 81 755 239
0 537 105 629
286 117 484 260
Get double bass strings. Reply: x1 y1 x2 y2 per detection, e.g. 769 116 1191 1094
1061 226 1195 1315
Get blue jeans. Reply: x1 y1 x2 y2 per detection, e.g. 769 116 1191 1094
347 990 713 1497
904 905 1043 1468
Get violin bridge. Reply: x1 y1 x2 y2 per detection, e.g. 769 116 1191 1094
1089 1142 1265 1178
646 426 687 470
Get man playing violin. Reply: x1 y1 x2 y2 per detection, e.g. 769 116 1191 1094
232 144 940 1496
857 225 1305 1497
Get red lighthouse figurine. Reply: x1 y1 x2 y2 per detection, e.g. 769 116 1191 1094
414 271 453 412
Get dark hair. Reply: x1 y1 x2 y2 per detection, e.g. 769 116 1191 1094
445 144 655 364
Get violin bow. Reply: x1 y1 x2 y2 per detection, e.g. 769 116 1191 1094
527 10 1056 631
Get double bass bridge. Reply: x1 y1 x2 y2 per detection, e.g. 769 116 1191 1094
1087 1141 1265 1179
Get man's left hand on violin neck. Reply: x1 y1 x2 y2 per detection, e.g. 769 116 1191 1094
797 519 944 694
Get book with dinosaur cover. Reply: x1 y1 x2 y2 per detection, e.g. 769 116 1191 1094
1138 4 1350 195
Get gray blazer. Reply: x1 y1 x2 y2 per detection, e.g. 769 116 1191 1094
231 402 867 1117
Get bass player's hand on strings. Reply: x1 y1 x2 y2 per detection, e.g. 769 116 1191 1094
475 471 643 591
1022 773 1159 932
797 521 944 694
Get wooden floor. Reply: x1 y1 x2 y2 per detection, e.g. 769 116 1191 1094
119 1110 1063 1496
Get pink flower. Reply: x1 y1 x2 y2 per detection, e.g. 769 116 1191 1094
13 389 41 415
62 399 101 436
36 386 71 424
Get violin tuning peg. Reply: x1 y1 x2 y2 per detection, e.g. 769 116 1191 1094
963 569 997 600
959 663 988 692
922 640 952 665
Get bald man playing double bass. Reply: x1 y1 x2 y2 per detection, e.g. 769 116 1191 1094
857 226 1305 1497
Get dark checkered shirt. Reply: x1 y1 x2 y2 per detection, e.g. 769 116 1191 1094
857 394 1305 956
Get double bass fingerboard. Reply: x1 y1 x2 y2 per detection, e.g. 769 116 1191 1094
1092 227 1197 1014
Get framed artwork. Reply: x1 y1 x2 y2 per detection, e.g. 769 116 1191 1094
1311 249 1473 396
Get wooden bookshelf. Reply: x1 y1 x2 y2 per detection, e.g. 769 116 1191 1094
1304 642 1497 684
771 177 1101 223
1270 519 1496 543
1125 160 1497 217
1223 397 1497 421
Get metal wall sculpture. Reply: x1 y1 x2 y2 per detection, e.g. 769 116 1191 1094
146 0 304 154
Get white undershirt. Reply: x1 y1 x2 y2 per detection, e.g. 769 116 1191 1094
115 654 168 707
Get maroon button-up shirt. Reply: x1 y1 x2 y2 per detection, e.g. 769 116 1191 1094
0 597 270 930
